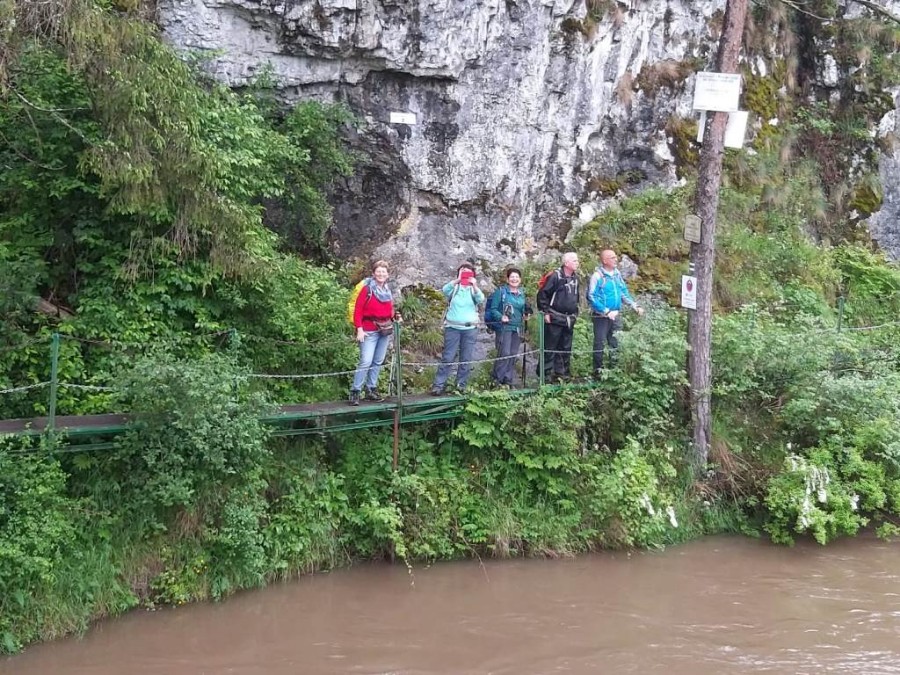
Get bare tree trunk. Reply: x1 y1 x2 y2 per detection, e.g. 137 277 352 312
688 0 749 473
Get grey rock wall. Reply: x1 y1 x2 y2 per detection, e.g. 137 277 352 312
869 89 900 260
158 0 900 280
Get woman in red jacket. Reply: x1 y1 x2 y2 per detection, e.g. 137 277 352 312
349 260 395 406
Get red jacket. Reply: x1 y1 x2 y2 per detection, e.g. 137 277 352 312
354 284 394 331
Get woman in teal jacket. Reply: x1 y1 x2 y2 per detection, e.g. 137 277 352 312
486 268 532 386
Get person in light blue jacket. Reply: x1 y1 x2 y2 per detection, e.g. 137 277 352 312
587 249 644 373
431 263 485 395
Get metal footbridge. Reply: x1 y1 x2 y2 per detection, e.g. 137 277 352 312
1 323 584 466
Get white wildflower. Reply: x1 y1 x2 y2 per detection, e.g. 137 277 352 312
666 505 679 528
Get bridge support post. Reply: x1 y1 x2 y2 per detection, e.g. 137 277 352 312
392 320 402 471
837 296 845 332
538 312 545 388
48 332 60 435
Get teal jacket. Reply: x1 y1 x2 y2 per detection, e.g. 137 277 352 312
442 282 484 330
485 285 531 332
588 267 636 315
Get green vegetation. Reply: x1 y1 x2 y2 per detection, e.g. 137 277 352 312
5 0 900 657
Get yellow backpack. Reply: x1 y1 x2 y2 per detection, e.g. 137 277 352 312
346 278 372 325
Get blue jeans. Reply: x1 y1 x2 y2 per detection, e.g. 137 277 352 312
351 330 391 391
433 327 476 390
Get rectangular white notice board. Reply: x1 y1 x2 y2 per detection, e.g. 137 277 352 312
681 275 697 310
692 72 741 112
697 110 749 148
389 111 417 125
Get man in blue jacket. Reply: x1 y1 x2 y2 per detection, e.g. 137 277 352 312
587 249 644 373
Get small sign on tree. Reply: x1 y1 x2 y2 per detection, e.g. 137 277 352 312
697 110 749 148
681 275 698 310
684 214 702 243
692 72 742 112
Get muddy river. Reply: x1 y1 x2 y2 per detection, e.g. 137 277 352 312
2 535 899 674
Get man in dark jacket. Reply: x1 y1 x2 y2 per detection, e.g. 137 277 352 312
536 252 580 383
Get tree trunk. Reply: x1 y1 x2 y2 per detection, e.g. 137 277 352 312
688 0 749 472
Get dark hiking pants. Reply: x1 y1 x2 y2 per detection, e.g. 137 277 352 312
540 322 574 379
591 315 621 371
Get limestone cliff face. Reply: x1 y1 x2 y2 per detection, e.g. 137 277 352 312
157 0 900 281
870 99 900 259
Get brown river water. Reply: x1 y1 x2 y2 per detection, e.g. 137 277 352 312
2 535 899 674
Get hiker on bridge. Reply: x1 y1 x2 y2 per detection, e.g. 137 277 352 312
587 249 643 374
536 251 580 383
486 267 532 387
349 260 398 406
431 263 485 396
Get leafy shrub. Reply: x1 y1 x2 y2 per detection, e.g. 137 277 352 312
111 353 271 521
579 440 681 548
588 307 688 447
263 464 351 577
763 444 893 545
0 436 77 652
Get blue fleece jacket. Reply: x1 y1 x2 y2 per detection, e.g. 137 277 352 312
588 267 636 315
442 281 484 329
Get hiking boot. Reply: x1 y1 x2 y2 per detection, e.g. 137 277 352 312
348 390 360 406
430 386 445 396
365 387 385 402
456 385 467 396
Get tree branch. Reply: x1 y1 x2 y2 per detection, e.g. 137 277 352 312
11 88 88 141
10 87 88 113
850 0 900 25
0 127 63 171
770 0 900 25
772 0 830 21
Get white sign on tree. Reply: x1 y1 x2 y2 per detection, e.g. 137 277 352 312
697 110 750 148
681 275 698 310
692 72 742 112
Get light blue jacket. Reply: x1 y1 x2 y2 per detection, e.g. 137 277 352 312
442 282 484 330
588 267 636 315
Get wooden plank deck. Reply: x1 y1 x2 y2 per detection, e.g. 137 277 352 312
0 393 476 436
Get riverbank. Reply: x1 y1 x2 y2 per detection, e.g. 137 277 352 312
5 297 900 653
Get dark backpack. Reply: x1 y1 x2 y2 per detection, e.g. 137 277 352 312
484 287 508 333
